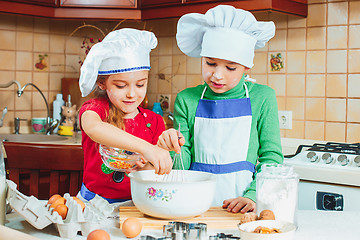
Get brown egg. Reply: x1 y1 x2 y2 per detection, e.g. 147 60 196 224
259 209 276 220
47 194 61 205
87 229 111 240
72 196 86 211
122 217 142 238
49 197 66 210
54 204 68 220
240 212 258 224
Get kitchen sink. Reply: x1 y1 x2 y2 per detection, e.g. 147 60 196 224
0 134 70 143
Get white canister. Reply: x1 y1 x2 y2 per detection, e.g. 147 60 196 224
53 93 65 133
256 163 299 224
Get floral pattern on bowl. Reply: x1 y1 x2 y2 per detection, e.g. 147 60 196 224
146 187 177 202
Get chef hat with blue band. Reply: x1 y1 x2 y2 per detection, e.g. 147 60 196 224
176 5 275 68
79 28 157 97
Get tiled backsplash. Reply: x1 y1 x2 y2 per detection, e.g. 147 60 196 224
0 0 359 143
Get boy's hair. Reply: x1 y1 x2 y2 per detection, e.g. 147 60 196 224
95 75 125 130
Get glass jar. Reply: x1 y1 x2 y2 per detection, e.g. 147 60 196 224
256 163 299 224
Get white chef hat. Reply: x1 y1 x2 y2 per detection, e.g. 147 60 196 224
176 5 275 68
79 28 158 97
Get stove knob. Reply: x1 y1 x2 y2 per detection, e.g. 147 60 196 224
354 155 360 167
322 153 333 164
306 151 318 162
337 154 349 166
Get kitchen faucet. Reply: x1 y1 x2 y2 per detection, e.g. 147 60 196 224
18 83 59 135
167 112 174 122
14 117 27 134
0 80 59 135
0 80 22 96
0 107 7 127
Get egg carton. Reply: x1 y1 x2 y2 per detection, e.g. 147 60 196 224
6 180 114 239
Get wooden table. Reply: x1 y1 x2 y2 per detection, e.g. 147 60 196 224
5 210 360 240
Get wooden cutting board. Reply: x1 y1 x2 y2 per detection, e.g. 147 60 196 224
119 206 243 230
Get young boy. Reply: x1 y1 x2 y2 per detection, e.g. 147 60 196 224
158 5 284 213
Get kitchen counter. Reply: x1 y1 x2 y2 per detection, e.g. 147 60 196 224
0 133 82 145
0 133 82 158
3 209 360 240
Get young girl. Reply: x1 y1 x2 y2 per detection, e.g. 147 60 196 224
158 5 283 213
78 28 173 203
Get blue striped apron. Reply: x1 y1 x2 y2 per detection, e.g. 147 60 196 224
190 83 255 206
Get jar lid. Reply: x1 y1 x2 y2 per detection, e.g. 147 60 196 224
258 163 298 179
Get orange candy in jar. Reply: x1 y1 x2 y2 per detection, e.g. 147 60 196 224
109 160 134 170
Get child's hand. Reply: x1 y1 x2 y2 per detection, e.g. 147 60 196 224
125 158 150 173
222 197 256 213
157 128 185 154
142 145 173 175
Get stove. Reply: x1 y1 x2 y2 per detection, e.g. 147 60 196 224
284 142 360 211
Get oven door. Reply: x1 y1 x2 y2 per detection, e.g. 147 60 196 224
298 180 360 211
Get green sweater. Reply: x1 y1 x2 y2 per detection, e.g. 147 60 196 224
173 75 284 202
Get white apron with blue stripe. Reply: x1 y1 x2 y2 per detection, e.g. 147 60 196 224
190 83 255 206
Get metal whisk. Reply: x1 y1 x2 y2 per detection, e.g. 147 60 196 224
158 124 185 182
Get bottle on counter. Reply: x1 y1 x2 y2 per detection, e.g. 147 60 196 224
152 102 163 116
53 93 65 133
66 94 72 108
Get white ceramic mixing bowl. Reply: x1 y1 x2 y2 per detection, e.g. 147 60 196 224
128 170 216 219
